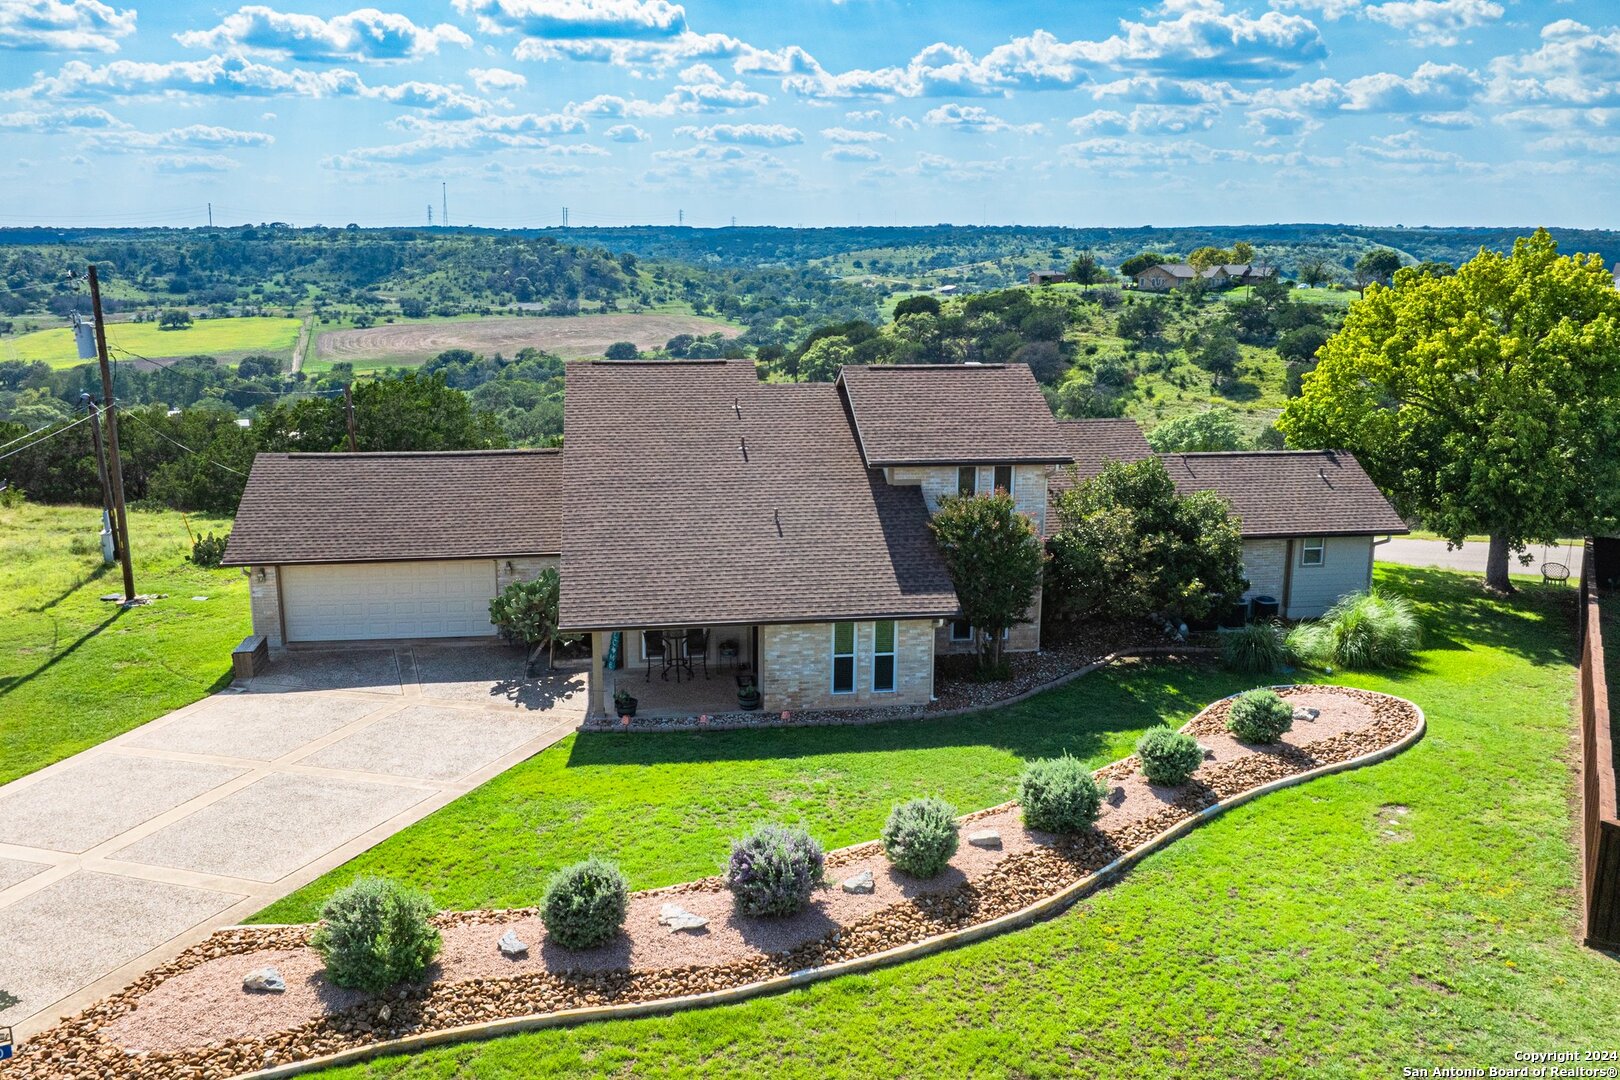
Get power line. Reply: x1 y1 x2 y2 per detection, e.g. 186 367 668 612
118 408 249 477
0 411 96 464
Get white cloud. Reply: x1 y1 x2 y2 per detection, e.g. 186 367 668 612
911 151 1010 180
175 6 472 62
1414 110 1477 128
468 66 526 92
151 153 240 173
1362 0 1502 47
922 103 1043 134
514 29 741 69
116 124 277 149
824 145 880 161
1525 134 1620 155
1087 75 1236 104
391 111 584 136
605 122 648 141
455 0 687 39
675 122 803 146
844 108 882 122
1243 106 1318 138
1488 21 1620 108
647 143 796 186
566 74 765 118
0 104 126 130
0 0 136 53
1068 103 1219 134
1256 62 1482 115
820 126 888 143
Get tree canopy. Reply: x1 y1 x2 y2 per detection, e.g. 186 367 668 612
928 491 1043 673
1146 408 1245 453
1280 229 1620 590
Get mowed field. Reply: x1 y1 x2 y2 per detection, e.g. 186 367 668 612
312 313 740 369
2 316 301 369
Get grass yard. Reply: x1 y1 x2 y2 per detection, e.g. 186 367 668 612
272 566 1617 1079
2 316 301 369
0 502 247 784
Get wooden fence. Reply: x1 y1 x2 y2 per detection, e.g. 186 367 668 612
1578 540 1620 950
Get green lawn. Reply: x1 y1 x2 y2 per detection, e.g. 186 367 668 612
0 502 247 784
3 316 300 369
273 566 1614 1079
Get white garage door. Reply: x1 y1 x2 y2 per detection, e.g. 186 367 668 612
281 560 498 643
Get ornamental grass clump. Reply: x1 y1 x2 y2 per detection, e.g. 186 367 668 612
1018 755 1106 833
1135 728 1205 786
726 823 825 917
1287 591 1421 670
881 797 960 879
311 877 440 992
1225 688 1294 744
1221 621 1288 674
540 856 629 950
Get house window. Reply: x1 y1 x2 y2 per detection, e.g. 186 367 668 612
1300 537 1326 567
993 465 1014 495
831 621 856 694
872 620 896 693
957 466 976 497
949 618 973 642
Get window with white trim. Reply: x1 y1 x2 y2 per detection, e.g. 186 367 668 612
993 465 1014 495
831 621 856 694
1300 537 1326 567
957 466 976 497
872 620 896 693
949 618 973 642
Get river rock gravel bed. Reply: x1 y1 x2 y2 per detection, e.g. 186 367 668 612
3 685 1419 1080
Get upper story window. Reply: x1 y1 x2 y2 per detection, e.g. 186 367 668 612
993 465 1014 495
1300 537 1326 567
957 466 976 497
954 466 1014 498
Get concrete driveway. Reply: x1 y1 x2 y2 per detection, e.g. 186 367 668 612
0 643 587 1038
1376 537 1584 579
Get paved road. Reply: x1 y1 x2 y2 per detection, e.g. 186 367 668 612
0 644 587 1038
1376 538 1584 579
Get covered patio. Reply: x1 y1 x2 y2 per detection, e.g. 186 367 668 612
592 626 760 719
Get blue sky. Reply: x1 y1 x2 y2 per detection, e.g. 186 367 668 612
1 0 1617 229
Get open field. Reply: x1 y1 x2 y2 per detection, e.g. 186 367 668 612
270 567 1612 1079
2 317 301 370
0 503 247 784
310 313 740 369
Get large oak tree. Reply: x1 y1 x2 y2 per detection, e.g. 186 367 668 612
1280 229 1620 591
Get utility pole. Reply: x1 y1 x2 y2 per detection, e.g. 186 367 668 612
343 383 359 452
427 204 433 226
79 392 117 565
88 265 135 602
442 182 448 229
207 202 213 228
678 208 684 226
562 206 568 227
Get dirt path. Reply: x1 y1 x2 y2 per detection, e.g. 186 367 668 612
290 317 314 374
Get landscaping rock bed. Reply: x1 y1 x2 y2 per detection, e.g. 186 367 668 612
4 685 1421 1080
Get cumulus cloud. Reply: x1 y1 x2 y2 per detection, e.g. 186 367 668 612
468 66 526 92
566 75 765 118
1242 106 1318 138
911 151 1010 180
1363 0 1501 47
922 103 1043 134
1068 103 1219 135
0 104 126 130
819 126 888 143
1488 20 1620 108
675 121 803 146
117 124 276 149
824 145 880 161
647 143 796 186
844 108 882 122
0 0 136 53
1256 62 1482 115
605 122 648 141
151 153 241 173
454 0 687 40
175 7 472 62
1087 75 1236 104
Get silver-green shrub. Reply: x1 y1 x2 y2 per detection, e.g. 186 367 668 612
881 797 960 878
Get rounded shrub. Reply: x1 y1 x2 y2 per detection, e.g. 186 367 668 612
1221 621 1287 674
726 824 825 917
1225 688 1294 744
540 856 629 950
1018 755 1107 833
1135 728 1204 786
881 797 960 879
311 877 441 992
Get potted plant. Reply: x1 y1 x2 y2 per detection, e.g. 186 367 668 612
736 676 761 711
613 688 638 717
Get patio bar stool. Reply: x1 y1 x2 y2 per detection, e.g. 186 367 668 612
643 630 672 681
683 628 710 679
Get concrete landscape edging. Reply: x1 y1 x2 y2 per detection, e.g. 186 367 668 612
239 688 1426 1080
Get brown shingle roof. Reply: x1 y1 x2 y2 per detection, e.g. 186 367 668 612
1160 451 1407 539
560 360 960 631
221 449 562 566
1043 419 1153 536
837 363 1072 467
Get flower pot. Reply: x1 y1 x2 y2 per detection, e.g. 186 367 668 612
614 697 638 717
737 688 761 711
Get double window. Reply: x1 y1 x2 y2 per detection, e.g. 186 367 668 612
955 465 1016 498
1300 537 1326 567
832 621 898 694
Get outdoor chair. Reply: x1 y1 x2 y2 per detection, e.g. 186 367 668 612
1542 562 1570 586
643 630 673 680
683 628 710 679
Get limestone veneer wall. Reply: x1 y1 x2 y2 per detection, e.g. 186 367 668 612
760 619 934 710
249 565 284 648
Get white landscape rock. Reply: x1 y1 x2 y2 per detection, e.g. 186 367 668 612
242 967 285 994
657 902 709 932
967 829 1002 849
1292 706 1320 722
841 869 875 894
497 929 529 958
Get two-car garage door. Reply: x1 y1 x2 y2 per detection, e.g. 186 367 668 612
280 560 499 643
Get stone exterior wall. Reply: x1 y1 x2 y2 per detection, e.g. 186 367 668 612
1240 539 1288 606
760 619 934 710
249 564 284 648
497 555 560 592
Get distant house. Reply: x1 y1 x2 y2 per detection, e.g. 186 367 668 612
1612 262 1620 290
1135 263 1277 292
1028 270 1068 285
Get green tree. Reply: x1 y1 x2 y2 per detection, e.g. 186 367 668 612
1230 240 1255 263
1194 323 1241 379
1146 408 1245 453
1188 246 1229 272
1120 252 1171 277
1067 253 1107 285
1353 249 1402 295
1296 257 1336 288
1048 458 1247 626
1280 229 1620 591
928 491 1043 673
159 309 192 330
603 341 639 360
1116 302 1168 351
1277 324 1330 364
893 294 941 318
